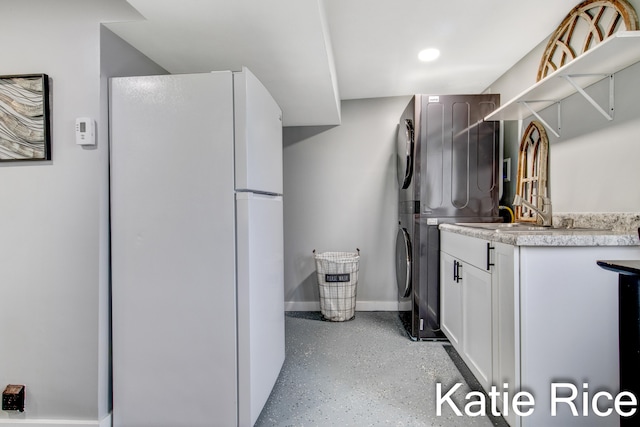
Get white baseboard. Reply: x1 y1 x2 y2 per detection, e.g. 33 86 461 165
0 413 110 427
285 300 399 311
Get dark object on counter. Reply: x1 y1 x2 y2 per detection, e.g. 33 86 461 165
499 205 514 224
597 260 640 427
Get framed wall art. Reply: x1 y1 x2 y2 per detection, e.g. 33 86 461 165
0 74 51 161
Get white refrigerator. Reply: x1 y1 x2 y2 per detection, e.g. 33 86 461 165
109 68 285 427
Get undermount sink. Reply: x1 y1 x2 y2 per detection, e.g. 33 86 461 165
455 222 612 233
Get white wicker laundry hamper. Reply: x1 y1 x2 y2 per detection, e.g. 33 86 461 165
313 249 360 321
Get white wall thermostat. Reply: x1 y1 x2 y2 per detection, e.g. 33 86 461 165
75 117 95 146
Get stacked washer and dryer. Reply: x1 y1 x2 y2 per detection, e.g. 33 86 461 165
395 94 501 340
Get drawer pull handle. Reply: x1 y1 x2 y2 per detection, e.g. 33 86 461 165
454 260 463 283
487 243 495 271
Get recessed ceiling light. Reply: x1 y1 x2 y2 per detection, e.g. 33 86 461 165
418 48 440 62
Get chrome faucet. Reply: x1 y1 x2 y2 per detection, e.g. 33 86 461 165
513 194 553 226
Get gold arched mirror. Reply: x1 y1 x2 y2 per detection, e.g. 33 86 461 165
512 0 639 225
537 0 638 81
514 121 550 224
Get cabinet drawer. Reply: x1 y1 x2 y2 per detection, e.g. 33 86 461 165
441 231 491 270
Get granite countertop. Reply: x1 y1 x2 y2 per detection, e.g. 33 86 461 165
439 212 640 247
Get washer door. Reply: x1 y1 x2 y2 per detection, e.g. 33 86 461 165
396 119 414 189
395 227 412 298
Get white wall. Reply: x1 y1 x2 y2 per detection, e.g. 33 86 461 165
0 1 164 424
283 96 410 311
487 0 640 212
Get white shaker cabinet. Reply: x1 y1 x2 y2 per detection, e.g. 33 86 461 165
515 245 632 427
441 232 493 391
440 228 640 427
441 252 462 348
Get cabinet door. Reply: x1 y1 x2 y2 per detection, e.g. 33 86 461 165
441 231 494 392
462 262 493 390
440 252 462 349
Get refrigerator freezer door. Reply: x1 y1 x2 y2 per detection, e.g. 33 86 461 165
235 192 285 426
110 72 238 427
234 67 284 195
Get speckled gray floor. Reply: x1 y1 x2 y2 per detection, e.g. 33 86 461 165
255 311 507 427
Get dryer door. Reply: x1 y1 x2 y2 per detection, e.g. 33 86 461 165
396 119 414 189
395 227 412 298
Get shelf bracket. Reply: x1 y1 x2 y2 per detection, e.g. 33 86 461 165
518 100 561 138
560 74 614 121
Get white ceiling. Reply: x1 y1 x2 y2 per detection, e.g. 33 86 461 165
106 0 580 126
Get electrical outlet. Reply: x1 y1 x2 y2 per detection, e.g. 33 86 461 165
503 158 511 182
2 385 25 412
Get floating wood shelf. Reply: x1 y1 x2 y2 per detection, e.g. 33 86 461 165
485 31 640 126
